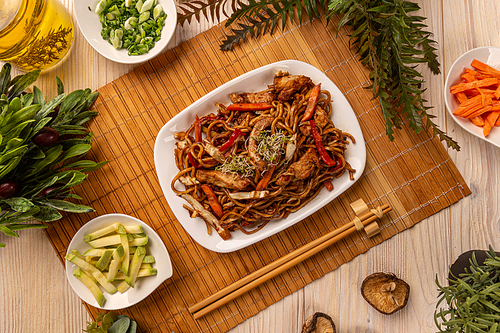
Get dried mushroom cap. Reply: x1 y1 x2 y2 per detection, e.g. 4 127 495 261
301 312 336 333
361 272 410 315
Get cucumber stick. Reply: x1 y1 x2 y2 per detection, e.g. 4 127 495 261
65 252 117 294
125 246 146 287
118 225 130 275
73 268 106 307
107 245 125 282
84 222 120 242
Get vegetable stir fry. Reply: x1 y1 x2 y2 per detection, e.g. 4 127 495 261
172 71 356 240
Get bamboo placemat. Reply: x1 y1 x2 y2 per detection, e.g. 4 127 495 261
45 14 470 333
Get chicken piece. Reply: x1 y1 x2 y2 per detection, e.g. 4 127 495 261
314 105 329 128
273 74 313 101
196 170 251 191
276 148 320 186
229 89 276 104
248 116 274 172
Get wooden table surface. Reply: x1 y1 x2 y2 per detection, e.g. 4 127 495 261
1 0 500 332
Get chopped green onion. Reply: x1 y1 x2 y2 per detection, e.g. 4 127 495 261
94 0 167 56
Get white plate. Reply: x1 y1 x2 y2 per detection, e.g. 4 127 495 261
65 214 173 310
154 60 366 253
444 46 500 148
73 0 177 64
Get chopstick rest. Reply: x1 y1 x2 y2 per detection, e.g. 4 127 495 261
188 200 392 320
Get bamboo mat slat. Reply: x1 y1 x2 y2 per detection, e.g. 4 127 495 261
44 15 470 333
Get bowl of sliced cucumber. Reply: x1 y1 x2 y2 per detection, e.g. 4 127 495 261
73 0 177 64
64 213 173 309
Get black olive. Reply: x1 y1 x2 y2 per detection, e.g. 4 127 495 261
0 180 20 198
32 127 59 147
41 185 64 199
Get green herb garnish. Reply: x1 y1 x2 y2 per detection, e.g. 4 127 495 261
177 0 459 150
435 246 500 332
84 311 138 333
216 154 255 177
255 130 289 165
95 0 167 56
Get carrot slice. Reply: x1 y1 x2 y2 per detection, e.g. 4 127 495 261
470 116 485 127
450 78 498 94
256 165 276 191
471 59 500 78
455 92 468 104
485 111 500 128
200 184 224 219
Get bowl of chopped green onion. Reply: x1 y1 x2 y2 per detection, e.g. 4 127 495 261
74 0 177 64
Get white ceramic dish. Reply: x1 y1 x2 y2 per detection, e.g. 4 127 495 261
444 46 500 148
73 0 177 64
65 214 173 310
154 60 366 253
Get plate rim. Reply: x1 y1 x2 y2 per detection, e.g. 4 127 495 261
154 59 367 253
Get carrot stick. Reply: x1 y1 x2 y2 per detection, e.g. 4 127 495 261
465 105 493 119
471 59 500 78
256 165 276 191
455 92 468 104
200 184 224 219
470 116 485 127
485 111 500 128
450 78 498 94
494 86 500 100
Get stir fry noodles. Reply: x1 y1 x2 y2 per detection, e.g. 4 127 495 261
172 71 356 240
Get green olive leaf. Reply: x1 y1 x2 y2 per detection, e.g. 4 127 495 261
8 223 47 231
4 137 25 151
55 76 64 95
7 69 41 101
33 86 45 105
0 225 19 237
0 156 21 178
39 199 94 213
0 63 12 94
58 144 91 161
81 160 108 172
33 206 62 222
30 145 63 173
1 197 35 212
0 145 28 164
108 317 131 333
36 93 64 120
126 320 137 333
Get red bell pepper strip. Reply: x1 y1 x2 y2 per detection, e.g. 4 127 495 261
227 103 273 111
256 165 276 191
188 152 199 168
301 83 321 122
201 184 224 219
219 128 243 151
323 180 334 191
194 115 202 142
310 119 337 167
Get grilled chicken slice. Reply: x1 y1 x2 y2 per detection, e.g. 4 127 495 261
272 73 313 101
196 170 251 191
248 116 274 172
277 148 320 185
229 89 276 104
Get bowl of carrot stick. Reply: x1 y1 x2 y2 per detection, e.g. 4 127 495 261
444 46 500 148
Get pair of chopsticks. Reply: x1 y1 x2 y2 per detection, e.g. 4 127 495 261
188 204 392 319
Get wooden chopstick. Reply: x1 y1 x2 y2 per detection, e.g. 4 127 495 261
189 204 392 319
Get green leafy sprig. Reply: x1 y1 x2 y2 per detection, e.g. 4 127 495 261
435 246 500 332
0 63 106 247
176 0 459 150
84 311 138 333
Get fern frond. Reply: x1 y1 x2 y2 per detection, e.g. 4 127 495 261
177 0 235 26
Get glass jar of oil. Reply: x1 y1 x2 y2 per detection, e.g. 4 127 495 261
0 0 74 72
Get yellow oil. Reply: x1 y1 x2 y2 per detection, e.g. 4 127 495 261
0 0 74 71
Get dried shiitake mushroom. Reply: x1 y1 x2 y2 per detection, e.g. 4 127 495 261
361 272 410 315
301 312 336 333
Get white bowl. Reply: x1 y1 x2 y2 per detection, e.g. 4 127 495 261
65 214 173 310
73 0 177 64
444 46 500 148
